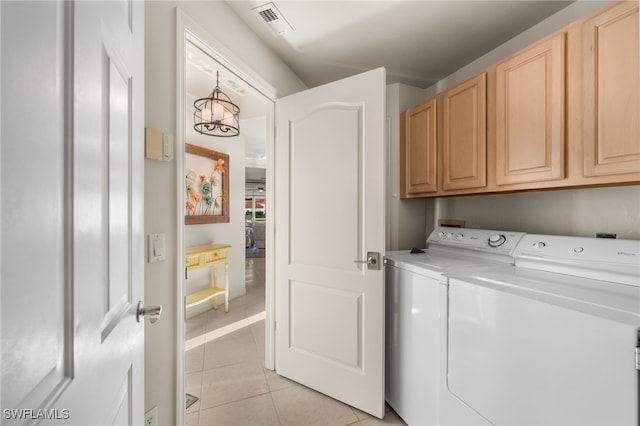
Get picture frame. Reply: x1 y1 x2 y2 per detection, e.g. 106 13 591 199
184 143 230 225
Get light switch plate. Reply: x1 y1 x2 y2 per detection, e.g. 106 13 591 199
148 233 166 263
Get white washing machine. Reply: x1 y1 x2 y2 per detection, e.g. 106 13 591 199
447 234 640 425
385 227 526 426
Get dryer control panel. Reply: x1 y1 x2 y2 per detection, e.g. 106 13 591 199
427 227 526 257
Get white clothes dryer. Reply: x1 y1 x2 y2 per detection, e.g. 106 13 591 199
385 227 526 426
447 234 640 425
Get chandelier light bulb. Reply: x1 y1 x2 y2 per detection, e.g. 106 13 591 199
212 102 225 122
201 108 212 123
223 110 233 126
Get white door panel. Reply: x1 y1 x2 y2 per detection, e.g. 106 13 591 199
1 1 145 424
289 105 361 269
290 280 363 368
275 68 386 418
1 1 72 413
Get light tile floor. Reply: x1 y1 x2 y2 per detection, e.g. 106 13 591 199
185 257 406 426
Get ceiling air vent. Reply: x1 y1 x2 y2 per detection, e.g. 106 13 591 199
252 3 293 36
258 8 278 23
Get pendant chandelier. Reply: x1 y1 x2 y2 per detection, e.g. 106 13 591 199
193 71 240 137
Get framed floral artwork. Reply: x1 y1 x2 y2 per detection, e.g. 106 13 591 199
184 143 229 224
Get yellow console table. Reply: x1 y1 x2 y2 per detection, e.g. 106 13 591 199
185 244 231 313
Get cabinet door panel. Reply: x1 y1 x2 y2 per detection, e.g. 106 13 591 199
442 73 487 191
404 99 437 194
496 33 565 185
583 2 639 177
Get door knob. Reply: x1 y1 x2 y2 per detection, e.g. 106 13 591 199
136 301 162 324
353 251 381 270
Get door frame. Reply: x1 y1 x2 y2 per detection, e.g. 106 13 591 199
175 9 277 425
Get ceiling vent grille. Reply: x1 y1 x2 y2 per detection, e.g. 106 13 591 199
252 3 293 36
258 8 279 23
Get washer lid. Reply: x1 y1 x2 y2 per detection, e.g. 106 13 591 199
450 265 640 325
384 250 491 278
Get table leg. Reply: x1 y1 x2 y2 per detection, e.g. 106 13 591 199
224 259 229 313
212 264 219 310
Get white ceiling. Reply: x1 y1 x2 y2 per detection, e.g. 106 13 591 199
226 0 574 89
187 0 575 178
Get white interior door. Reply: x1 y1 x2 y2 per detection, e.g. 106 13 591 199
1 1 145 424
275 68 386 418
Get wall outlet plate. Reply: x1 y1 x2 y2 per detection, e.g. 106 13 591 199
145 405 158 426
438 218 466 228
596 233 617 239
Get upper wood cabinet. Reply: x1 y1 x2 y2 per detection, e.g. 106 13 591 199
402 98 437 195
400 2 639 198
441 72 487 191
582 1 640 177
495 32 566 186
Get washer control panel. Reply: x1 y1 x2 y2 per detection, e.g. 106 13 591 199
516 234 640 263
514 234 640 286
428 227 526 255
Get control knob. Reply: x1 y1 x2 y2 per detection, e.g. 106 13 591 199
488 234 506 247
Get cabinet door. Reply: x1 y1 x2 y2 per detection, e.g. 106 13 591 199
582 2 639 177
442 73 487 191
403 98 437 195
495 33 566 186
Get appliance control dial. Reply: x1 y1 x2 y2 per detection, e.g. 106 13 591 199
455 233 464 240
574 247 584 253
488 234 507 247
532 241 546 249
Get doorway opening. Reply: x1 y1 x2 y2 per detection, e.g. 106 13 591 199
177 20 276 424
245 174 266 260
176 12 391 425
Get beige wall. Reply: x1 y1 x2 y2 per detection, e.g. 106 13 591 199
434 186 640 239
144 2 305 424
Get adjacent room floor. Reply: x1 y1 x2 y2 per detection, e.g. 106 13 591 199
184 257 406 426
